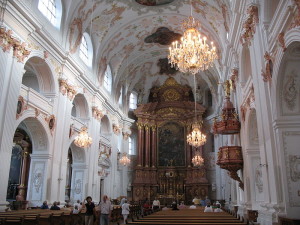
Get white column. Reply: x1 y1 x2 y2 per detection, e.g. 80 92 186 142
0 52 25 210
47 90 72 203
87 116 100 199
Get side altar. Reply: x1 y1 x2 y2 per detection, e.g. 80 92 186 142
132 78 209 203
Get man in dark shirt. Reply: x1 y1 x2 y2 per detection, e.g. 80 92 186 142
50 201 60 210
41 201 49 209
82 196 95 225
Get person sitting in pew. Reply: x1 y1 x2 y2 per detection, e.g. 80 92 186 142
41 201 49 209
50 201 61 210
189 202 196 209
72 205 80 214
178 201 186 209
204 204 213 212
171 201 179 210
214 204 223 212
162 203 169 211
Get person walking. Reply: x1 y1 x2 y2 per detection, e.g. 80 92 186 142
99 195 112 225
122 200 130 224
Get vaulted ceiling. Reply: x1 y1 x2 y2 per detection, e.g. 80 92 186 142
65 0 232 101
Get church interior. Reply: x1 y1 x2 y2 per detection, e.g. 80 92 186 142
0 0 300 224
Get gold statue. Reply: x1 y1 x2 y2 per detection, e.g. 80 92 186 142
223 80 232 97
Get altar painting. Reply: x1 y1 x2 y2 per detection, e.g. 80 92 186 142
158 122 185 167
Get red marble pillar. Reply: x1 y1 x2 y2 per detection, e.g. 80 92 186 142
137 123 144 167
145 125 150 167
151 125 157 167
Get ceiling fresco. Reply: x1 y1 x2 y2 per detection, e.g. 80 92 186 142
66 0 231 99
135 0 176 6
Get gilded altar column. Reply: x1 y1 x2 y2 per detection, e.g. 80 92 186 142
137 123 144 167
16 141 30 201
145 124 150 167
151 125 157 167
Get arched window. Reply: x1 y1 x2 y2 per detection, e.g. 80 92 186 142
129 137 135 155
104 65 112 93
129 92 137 109
79 36 88 63
118 87 123 105
79 33 93 67
38 0 62 28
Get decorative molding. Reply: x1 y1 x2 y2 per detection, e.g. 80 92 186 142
16 96 27 119
230 68 238 91
277 32 287 52
33 169 43 193
122 130 131 140
283 71 298 111
113 124 121 135
240 5 259 45
283 131 300 207
290 155 300 182
58 78 77 101
261 52 273 82
0 27 30 62
45 114 55 134
92 106 104 121
74 179 82 194
255 167 263 193
289 0 300 30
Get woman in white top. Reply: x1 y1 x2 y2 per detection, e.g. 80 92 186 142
204 205 213 212
122 200 130 224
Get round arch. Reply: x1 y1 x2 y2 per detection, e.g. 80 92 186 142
22 55 57 98
71 93 91 120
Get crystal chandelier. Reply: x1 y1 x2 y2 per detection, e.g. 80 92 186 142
192 150 204 167
187 75 207 147
187 121 207 147
74 127 92 148
119 153 131 166
168 14 217 75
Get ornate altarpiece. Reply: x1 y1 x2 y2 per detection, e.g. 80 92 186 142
133 77 209 203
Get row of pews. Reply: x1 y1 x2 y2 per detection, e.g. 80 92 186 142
0 205 142 225
127 208 248 225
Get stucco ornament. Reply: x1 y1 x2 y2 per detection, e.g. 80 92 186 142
290 155 300 182
283 71 298 111
255 167 263 193
74 179 82 194
33 170 43 193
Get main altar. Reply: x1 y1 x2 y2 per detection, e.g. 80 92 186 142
132 78 209 203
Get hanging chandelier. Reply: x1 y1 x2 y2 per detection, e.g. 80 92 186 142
119 153 131 166
74 127 92 148
187 121 207 147
192 150 204 167
168 15 217 75
187 74 207 147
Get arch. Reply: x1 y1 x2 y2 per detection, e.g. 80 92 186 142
9 116 51 205
15 115 50 153
72 93 90 120
22 56 56 99
240 45 252 85
100 115 111 134
245 109 259 148
274 41 300 118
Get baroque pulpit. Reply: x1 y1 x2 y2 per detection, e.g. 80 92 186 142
132 77 209 203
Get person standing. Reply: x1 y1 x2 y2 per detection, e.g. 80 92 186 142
81 196 95 225
122 200 130 224
99 195 112 225
152 198 160 211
